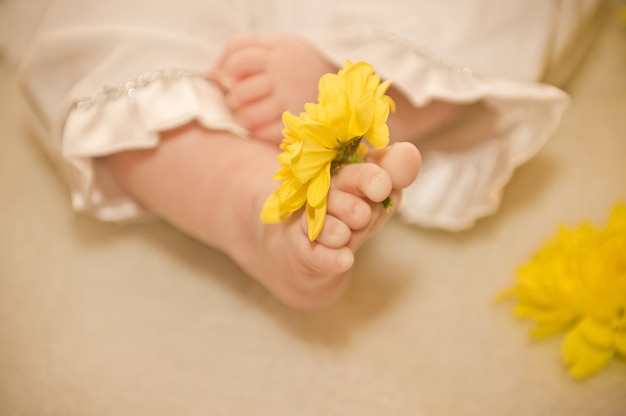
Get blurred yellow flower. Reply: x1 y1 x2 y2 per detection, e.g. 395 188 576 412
260 60 395 241
499 203 626 378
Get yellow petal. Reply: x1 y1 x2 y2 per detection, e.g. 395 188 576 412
272 152 293 173
348 93 375 138
298 122 338 148
373 96 392 122
306 201 327 241
345 62 374 104
384 94 397 113
608 202 626 228
362 99 392 148
314 99 350 139
376 79 393 98
365 122 391 150
318 72 340 101
562 324 614 379
260 190 292 224
291 137 337 183
531 322 575 338
281 111 304 139
307 167 331 208
579 318 614 349
365 73 382 94
614 329 626 356
277 176 307 210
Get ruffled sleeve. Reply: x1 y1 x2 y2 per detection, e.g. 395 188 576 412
17 0 250 221
301 28 570 230
61 72 247 221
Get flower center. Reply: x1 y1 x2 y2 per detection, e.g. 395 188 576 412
330 136 364 172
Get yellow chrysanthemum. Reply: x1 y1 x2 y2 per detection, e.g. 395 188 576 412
499 203 626 378
260 60 395 241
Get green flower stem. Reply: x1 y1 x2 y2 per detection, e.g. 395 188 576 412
382 196 394 212
347 153 365 164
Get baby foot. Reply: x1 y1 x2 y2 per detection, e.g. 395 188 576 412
212 33 337 144
231 142 420 310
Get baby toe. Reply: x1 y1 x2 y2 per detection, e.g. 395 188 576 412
333 163 393 203
225 73 272 110
366 142 421 190
326 189 372 230
304 214 351 248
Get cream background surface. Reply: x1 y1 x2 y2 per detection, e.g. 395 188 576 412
1 7 626 416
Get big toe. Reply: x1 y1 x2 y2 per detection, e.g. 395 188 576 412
367 142 421 189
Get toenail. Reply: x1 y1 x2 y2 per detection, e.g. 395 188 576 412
369 172 384 186
368 172 388 199
337 251 353 269
352 202 367 221
331 224 348 240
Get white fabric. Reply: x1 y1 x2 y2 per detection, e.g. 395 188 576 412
14 0 604 229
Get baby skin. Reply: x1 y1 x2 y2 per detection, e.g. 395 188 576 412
103 125 419 310
103 33 430 310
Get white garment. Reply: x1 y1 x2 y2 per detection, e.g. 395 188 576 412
14 0 605 229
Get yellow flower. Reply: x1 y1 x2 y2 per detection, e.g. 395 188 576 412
260 61 395 241
499 203 626 378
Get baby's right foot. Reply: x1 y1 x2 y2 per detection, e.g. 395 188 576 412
230 142 420 310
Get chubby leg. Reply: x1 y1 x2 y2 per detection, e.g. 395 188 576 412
102 122 420 309
212 33 464 145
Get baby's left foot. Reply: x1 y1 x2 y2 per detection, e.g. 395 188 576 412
213 33 465 146
212 33 337 144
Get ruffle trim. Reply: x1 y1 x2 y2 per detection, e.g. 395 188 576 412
62 72 247 222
